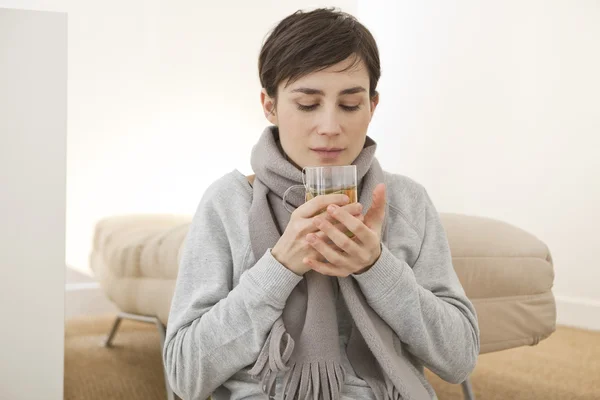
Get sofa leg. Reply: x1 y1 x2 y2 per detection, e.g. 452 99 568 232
461 377 475 400
103 314 123 347
102 312 179 400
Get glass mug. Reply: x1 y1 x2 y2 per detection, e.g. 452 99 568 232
302 166 358 239
302 165 358 203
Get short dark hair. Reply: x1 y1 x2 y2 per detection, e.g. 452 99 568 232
258 8 381 101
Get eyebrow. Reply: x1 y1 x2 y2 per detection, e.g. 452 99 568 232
290 86 367 96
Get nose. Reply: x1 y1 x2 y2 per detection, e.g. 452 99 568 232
316 107 342 136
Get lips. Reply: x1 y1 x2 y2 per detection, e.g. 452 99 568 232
311 147 345 160
311 147 345 152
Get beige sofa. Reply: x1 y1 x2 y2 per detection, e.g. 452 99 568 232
91 210 556 400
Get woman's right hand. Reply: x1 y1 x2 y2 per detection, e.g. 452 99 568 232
271 194 363 276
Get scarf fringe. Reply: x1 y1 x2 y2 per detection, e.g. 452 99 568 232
279 360 345 400
385 378 402 399
248 319 404 400
248 318 294 396
248 318 348 399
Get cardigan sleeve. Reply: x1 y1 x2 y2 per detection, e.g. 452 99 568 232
163 181 302 400
352 188 480 384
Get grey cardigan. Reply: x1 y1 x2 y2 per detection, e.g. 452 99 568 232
163 170 480 400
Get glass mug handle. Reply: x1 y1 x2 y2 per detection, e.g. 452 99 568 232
282 184 306 213
301 166 308 190
281 168 310 213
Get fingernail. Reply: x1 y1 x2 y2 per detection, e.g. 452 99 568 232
328 204 337 212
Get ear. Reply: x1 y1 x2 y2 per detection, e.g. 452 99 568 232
260 89 278 126
369 93 380 121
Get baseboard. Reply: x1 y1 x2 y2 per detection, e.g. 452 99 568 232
555 295 600 331
65 282 100 291
65 284 118 318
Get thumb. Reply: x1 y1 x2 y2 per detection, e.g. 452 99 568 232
364 183 386 230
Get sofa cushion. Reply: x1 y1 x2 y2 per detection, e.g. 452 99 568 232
90 215 190 324
92 214 190 280
440 213 556 353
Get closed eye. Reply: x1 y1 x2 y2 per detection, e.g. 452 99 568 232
340 104 361 112
297 104 319 112
296 104 362 112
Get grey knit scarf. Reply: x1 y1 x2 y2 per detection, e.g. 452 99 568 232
248 126 430 400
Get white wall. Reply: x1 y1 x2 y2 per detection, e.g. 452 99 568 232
358 1 600 330
0 0 357 277
0 7 67 399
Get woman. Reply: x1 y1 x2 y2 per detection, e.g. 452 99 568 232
163 8 479 400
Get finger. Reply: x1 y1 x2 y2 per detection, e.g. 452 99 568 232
302 257 349 277
295 193 349 218
315 213 363 241
310 249 329 264
297 203 361 237
364 184 387 231
321 202 362 224
297 208 363 238
326 204 378 249
315 223 348 240
318 213 363 238
318 213 364 240
313 217 362 257
305 232 348 267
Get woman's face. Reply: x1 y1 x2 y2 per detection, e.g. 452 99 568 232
261 57 379 169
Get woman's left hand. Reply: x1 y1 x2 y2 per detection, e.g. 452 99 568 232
303 183 387 276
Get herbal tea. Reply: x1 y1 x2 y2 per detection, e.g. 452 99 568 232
305 185 358 203
306 186 358 238
303 166 358 238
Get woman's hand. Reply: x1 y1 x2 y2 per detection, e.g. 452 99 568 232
271 194 364 276
303 184 387 276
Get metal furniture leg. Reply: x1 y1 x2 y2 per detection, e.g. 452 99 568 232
461 377 475 400
103 314 123 347
102 312 178 400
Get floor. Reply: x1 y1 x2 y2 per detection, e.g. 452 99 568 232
64 314 600 400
